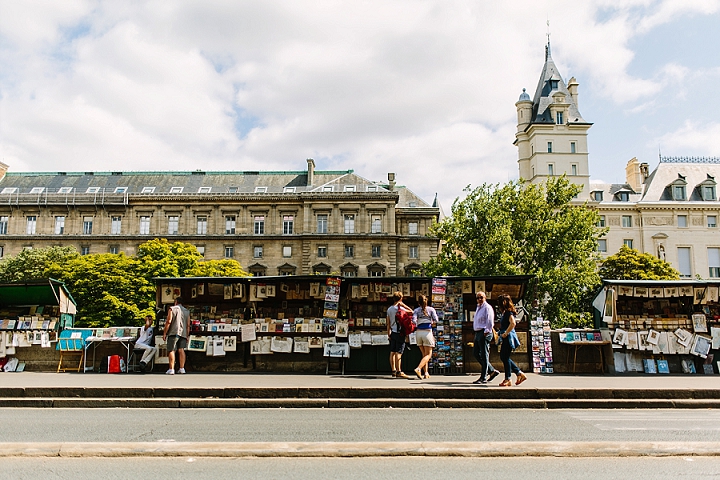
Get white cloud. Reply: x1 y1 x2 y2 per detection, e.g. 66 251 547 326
656 121 720 155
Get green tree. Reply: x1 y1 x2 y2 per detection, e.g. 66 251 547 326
188 259 250 277
424 176 606 327
46 253 155 327
599 245 680 280
135 238 203 279
0 246 80 282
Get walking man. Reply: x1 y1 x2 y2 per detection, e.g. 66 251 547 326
472 291 498 384
163 296 190 375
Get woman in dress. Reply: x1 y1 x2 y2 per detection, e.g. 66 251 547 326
412 295 438 379
497 294 527 386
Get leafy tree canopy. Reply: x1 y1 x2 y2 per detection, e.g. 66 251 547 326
136 238 203 279
188 259 250 277
0 246 79 282
599 245 680 280
424 176 606 327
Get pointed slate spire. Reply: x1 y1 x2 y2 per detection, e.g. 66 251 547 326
530 42 586 125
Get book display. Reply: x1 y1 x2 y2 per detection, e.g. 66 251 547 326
154 275 532 373
596 280 720 374
530 317 553 373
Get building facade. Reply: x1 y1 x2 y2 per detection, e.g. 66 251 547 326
517 42 720 279
0 159 440 277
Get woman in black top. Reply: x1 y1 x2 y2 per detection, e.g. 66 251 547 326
497 294 527 386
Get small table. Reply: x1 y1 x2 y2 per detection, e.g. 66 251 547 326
563 341 611 373
83 336 134 373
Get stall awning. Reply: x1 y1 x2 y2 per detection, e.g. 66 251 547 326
0 278 77 314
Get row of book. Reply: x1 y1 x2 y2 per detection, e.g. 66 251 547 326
0 318 58 331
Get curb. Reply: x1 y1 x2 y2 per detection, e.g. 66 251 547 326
1 441 720 457
2 398 720 409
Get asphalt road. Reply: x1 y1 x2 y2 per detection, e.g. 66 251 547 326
3 408 720 443
3 457 720 480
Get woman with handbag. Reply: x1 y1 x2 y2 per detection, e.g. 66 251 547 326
497 294 527 386
412 295 438 379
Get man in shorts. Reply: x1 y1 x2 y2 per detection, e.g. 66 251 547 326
387 291 411 378
163 296 190 375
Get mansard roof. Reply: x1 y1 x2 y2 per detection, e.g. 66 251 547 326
641 159 720 202
531 43 587 125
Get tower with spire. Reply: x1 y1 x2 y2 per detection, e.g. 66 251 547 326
515 41 592 197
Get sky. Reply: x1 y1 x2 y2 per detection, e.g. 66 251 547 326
1 0 719 211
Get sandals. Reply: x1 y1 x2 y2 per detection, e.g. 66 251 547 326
516 373 527 386
414 368 423 379
498 379 512 387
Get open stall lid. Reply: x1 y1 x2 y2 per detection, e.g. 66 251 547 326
0 278 77 313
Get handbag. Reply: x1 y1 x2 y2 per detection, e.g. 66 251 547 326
492 329 498 345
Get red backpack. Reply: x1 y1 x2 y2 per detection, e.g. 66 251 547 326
396 308 416 335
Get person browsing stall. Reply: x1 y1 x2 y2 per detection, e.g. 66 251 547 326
412 294 438 379
472 291 499 385
497 294 527 386
163 296 190 375
387 291 413 379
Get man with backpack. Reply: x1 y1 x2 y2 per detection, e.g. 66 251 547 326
387 291 413 378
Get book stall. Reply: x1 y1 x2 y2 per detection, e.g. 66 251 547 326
593 279 720 374
0 279 77 372
154 275 533 374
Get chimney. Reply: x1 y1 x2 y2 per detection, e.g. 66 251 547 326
567 77 579 109
625 157 643 192
306 158 315 187
0 161 8 182
387 172 396 191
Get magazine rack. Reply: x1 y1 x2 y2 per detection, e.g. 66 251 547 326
56 330 86 372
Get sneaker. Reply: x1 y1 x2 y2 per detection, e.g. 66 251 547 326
391 371 398 378
414 368 423 379
488 370 500 382
178 368 186 374
396 372 410 379
499 379 512 387
473 377 487 384
516 372 527 385
165 369 175 375
423 373 431 379
139 361 146 372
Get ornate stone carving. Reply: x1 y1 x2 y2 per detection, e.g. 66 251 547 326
644 216 673 226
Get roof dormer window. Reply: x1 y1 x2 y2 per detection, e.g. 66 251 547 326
550 80 559 90
169 187 183 194
322 186 334 192
29 187 44 194
343 185 356 192
669 175 687 201
198 187 211 194
58 187 73 194
699 174 717 201
592 191 603 202
114 187 128 193
283 187 296 193
86 187 100 194
141 187 155 194
228 186 238 193
556 112 564 125
254 186 267 193
617 191 630 202
1 187 17 194
366 185 378 192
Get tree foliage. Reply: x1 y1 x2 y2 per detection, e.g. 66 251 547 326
599 245 680 280
424 176 606 327
0 240 249 327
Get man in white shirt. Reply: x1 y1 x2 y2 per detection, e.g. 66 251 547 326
134 315 157 372
472 292 499 384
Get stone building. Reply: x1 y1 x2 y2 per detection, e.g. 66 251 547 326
0 159 440 277
516 42 720 279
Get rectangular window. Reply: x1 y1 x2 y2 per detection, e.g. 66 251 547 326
548 164 554 176
598 215 606 227
371 245 381 258
547 142 553 153
344 245 354 258
709 248 720 278
322 186 334 192
570 142 576 154
317 214 328 234
141 187 155 194
409 245 419 259
114 187 127 193
704 186 716 201
109 245 119 254
283 187 296 193
1 187 17 194
169 187 183 193
198 187 211 194
196 246 205 257
80 246 90 255
197 216 207 235
621 215 632 228
708 216 717 228
224 246 234 258
30 187 44 194
282 246 292 257
58 187 72 194
571 164 577 176
367 185 378 192
343 185 356 192
673 185 686 200
83 217 93 235
55 216 65 235
344 214 355 234
318 246 327 258
677 215 688 228
254 215 265 235
228 186 238 193
254 186 267 193
371 215 382 234
408 222 418 235
597 239 607 252
168 216 179 235
593 191 603 202
556 112 563 124
225 216 236 234
139 216 150 235
110 216 121 235
283 215 294 235
623 239 633 249
678 247 692 278
254 246 263 258
26 216 37 234
0 216 8 235
86 187 100 194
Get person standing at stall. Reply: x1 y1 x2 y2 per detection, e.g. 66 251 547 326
163 296 190 375
412 294 438 379
387 291 412 379
472 291 499 384
134 315 157 372
497 294 527 386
